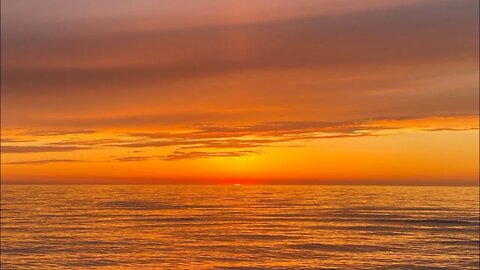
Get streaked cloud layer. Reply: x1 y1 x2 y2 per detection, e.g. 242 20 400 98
1 0 478 184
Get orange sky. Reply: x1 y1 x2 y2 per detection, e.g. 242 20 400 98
1 0 479 185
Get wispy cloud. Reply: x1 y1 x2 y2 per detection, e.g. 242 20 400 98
111 156 156 162
2 159 84 165
3 115 476 156
161 150 261 161
113 119 389 150
422 127 479 132
1 145 90 153
20 130 97 136
48 138 132 146
1 138 37 143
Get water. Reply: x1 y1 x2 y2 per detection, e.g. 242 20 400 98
1 185 479 269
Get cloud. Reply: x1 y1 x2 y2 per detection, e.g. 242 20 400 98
161 150 261 161
5 0 476 74
2 159 83 165
48 138 132 146
1 145 90 153
3 156 157 165
19 130 97 136
112 119 386 150
422 127 479 132
111 156 155 162
2 0 478 130
0 130 98 140
100 121 360 150
5 110 272 129
2 115 476 158
1 138 37 143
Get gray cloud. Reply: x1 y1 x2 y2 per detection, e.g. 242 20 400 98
48 138 133 146
2 0 478 130
1 138 37 143
1 145 90 153
2 159 83 165
4 0 477 88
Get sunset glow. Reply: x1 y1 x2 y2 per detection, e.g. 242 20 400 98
1 0 479 185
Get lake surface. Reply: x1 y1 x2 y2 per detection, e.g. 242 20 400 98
1 185 479 269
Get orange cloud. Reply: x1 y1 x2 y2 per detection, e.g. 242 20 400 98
1 0 478 184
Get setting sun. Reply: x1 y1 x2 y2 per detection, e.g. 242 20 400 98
1 0 479 269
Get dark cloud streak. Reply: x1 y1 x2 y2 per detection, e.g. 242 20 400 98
1 145 90 153
2 159 84 165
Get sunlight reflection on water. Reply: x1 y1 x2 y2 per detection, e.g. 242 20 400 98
1 185 479 269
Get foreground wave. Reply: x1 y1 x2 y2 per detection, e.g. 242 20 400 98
1 185 479 269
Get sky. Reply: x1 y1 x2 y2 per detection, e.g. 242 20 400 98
1 0 479 185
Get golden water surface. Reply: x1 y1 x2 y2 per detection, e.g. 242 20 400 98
1 185 479 269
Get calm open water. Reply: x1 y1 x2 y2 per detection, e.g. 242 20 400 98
1 185 479 269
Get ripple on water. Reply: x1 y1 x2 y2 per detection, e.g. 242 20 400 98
1 185 479 269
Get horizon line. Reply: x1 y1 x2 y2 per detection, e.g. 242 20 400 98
1 182 478 187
